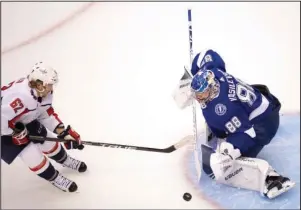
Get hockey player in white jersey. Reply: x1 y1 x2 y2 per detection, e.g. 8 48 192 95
1 62 87 192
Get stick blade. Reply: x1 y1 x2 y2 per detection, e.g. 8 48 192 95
174 135 194 149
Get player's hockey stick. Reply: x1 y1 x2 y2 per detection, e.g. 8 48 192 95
28 135 192 153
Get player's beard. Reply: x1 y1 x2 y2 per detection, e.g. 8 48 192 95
32 87 49 98
36 84 53 97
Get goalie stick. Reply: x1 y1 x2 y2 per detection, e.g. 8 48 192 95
187 9 202 180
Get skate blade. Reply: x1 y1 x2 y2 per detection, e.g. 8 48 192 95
267 181 296 199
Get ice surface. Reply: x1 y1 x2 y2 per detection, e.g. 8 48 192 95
1 2 299 209
186 114 300 209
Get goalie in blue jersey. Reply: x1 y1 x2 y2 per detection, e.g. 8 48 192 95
188 49 295 199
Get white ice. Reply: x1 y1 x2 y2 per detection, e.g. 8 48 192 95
1 2 299 209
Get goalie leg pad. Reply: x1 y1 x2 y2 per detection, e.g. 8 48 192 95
210 153 271 194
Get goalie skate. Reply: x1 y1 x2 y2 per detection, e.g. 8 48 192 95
264 176 296 199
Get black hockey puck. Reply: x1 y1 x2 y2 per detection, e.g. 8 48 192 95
183 192 192 201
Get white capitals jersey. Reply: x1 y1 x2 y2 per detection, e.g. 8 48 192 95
1 77 62 136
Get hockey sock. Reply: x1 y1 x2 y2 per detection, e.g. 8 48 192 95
43 142 68 164
29 156 58 181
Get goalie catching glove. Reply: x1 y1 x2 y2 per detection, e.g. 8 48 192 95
57 125 84 150
172 66 194 109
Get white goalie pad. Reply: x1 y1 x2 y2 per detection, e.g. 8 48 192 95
210 153 271 195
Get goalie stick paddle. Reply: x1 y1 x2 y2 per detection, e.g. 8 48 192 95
29 135 193 153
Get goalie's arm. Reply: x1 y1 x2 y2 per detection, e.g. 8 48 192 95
226 129 259 157
206 123 228 140
217 111 258 157
191 49 226 76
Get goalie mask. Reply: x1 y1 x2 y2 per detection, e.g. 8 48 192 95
190 70 220 104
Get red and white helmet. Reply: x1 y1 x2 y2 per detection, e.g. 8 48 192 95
28 61 58 86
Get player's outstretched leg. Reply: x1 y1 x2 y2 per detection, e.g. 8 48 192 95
39 141 87 172
19 142 78 192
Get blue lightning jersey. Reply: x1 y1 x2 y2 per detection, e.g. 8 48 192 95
191 50 274 154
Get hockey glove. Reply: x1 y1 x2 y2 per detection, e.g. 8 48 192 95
57 125 84 150
12 122 29 145
217 142 241 160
